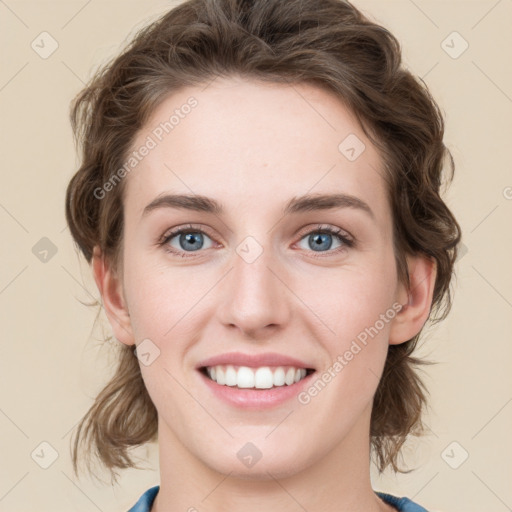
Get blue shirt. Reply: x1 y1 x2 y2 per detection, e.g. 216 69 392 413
127 485 429 511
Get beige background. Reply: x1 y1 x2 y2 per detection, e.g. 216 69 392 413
1 0 511 511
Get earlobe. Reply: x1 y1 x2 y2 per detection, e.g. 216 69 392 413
388 254 437 345
92 246 135 346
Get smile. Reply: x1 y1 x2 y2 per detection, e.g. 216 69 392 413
201 365 315 389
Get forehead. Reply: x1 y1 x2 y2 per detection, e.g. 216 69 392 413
124 76 389 227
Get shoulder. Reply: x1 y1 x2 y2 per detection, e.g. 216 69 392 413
376 491 430 512
127 485 160 512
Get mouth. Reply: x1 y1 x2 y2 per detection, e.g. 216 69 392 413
199 365 316 390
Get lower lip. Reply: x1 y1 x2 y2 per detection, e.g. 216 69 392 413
198 369 315 409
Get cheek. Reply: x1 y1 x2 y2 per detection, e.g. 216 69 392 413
301 270 396 423
301 256 397 339
122 251 204 339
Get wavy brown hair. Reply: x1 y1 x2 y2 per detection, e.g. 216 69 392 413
65 0 462 484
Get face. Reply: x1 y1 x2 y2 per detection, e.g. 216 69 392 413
114 76 408 478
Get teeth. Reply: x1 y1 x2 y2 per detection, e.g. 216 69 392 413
225 365 237 386
238 366 256 388
205 365 309 389
255 367 273 388
216 367 225 385
285 367 295 385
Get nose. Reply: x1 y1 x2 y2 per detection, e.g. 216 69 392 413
216 241 291 339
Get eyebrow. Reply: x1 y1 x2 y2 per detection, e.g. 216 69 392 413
142 192 375 220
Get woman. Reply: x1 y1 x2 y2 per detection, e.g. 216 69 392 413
65 0 461 510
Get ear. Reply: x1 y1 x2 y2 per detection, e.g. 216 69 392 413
389 253 437 345
92 245 135 346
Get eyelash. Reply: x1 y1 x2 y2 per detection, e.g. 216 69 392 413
157 223 355 259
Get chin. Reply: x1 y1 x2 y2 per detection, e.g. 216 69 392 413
199 441 312 481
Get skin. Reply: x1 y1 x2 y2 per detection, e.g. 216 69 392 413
92 76 436 512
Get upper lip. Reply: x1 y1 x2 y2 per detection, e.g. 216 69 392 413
197 352 315 370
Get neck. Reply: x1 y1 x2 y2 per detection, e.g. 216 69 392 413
152 403 394 512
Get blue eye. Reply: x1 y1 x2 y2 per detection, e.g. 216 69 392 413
159 224 354 258
160 226 214 256
295 226 354 257
299 230 345 252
